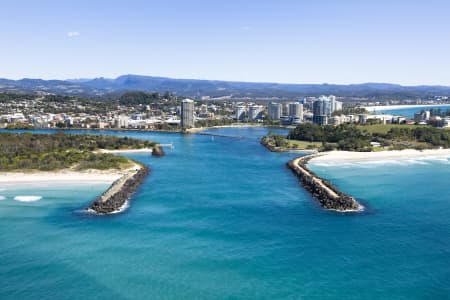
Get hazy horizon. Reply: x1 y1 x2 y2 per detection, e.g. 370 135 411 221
3 73 450 88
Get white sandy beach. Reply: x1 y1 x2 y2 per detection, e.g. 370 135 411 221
95 148 153 154
0 170 122 184
309 149 450 163
363 104 450 112
0 162 143 185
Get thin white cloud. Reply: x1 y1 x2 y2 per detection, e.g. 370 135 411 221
67 31 80 38
241 26 251 31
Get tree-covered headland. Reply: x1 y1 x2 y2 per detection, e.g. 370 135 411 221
0 132 156 171
262 124 450 152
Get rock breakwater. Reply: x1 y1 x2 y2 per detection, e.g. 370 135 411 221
288 155 362 212
89 164 149 214
152 145 165 157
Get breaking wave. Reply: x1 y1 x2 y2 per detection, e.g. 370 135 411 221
14 196 43 202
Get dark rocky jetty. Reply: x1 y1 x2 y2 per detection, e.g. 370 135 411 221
288 155 361 211
152 145 165 157
89 165 149 214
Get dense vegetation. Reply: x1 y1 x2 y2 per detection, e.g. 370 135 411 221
288 124 372 151
118 91 179 106
0 93 36 103
261 133 289 148
0 132 156 171
286 124 450 151
5 123 34 130
331 107 368 116
195 118 234 128
118 91 161 105
377 127 450 149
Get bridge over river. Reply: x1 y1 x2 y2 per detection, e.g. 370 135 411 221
194 132 248 139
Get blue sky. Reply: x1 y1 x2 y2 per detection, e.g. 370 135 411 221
1 0 449 85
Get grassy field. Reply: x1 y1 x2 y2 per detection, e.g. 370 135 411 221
286 140 322 150
356 124 427 134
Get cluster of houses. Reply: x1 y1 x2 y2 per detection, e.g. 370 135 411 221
1 94 449 129
0 97 223 129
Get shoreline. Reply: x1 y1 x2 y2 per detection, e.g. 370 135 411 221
2 124 291 135
0 163 151 215
308 148 450 164
2 123 296 136
1 127 183 134
95 148 153 154
186 124 292 133
0 169 124 185
186 124 264 133
363 103 450 112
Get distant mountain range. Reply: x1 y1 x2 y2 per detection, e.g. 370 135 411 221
0 74 449 99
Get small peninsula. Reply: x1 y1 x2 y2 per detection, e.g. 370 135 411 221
262 124 450 211
0 132 158 214
262 123 450 152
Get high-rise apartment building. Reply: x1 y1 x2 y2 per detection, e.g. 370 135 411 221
312 95 342 125
268 102 282 120
248 105 264 121
288 103 303 120
181 99 195 128
235 106 246 121
312 97 332 125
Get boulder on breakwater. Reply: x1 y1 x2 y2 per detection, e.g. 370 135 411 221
89 165 149 214
288 155 361 211
152 145 165 157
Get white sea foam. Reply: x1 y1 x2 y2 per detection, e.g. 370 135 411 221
85 208 97 214
85 200 129 215
14 195 42 202
329 203 364 213
0 196 6 201
110 200 130 214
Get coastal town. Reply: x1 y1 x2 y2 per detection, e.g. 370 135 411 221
1 89 449 216
1 92 449 130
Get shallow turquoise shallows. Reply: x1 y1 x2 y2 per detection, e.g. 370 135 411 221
0 128 449 300
371 104 450 118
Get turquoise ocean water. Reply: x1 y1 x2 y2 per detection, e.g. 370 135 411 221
370 104 450 118
0 127 449 299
